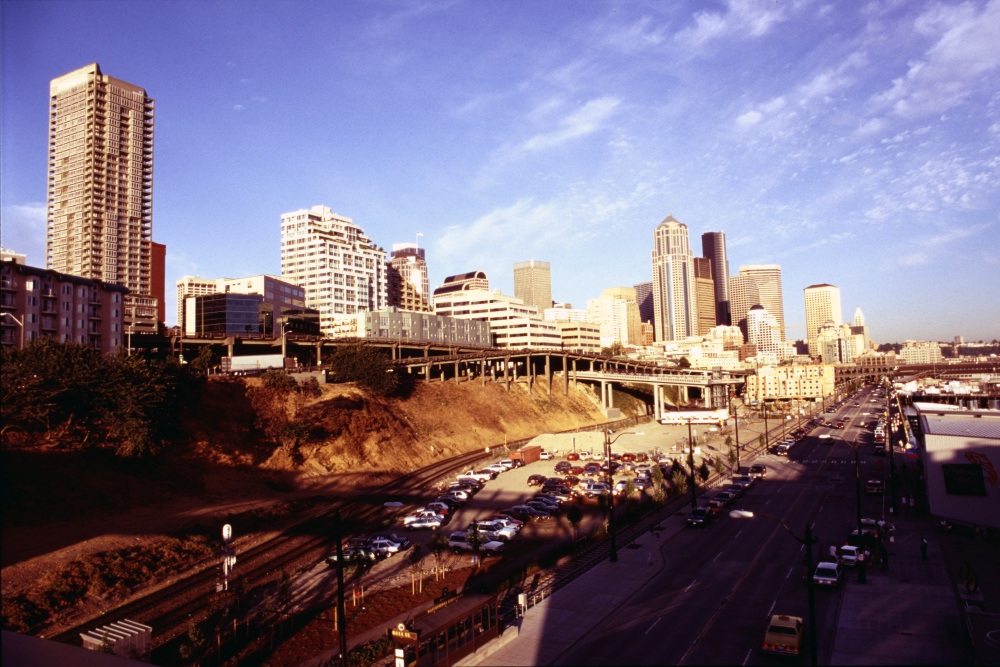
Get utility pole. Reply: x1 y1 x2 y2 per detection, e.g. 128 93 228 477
688 419 697 510
334 511 348 667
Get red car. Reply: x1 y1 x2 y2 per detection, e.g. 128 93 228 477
566 452 581 461
568 465 585 476
621 452 636 462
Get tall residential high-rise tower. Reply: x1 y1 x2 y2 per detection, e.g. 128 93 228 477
701 232 730 326
804 283 842 357
651 215 696 342
388 243 432 312
513 260 552 314
47 63 159 332
280 206 387 336
739 265 784 340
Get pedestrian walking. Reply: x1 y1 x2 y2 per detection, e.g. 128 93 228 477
921 536 928 560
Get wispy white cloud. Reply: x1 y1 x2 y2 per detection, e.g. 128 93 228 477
601 16 668 54
873 0 1000 118
676 0 797 49
0 202 46 264
520 97 620 153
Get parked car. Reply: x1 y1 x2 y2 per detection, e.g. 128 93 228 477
407 516 444 531
567 465 585 476
583 482 611 498
749 464 768 479
838 545 859 567
732 474 755 489
475 468 500 480
812 561 842 587
723 483 747 498
469 520 517 542
326 546 377 567
486 514 523 531
459 470 492 483
497 459 515 470
425 502 451 517
554 461 573 473
447 532 504 556
527 474 548 487
763 614 803 656
686 507 712 528
713 491 736 506
566 452 581 461
403 511 445 526
527 500 558 515
369 537 405 558
563 475 582 488
866 479 884 494
705 499 724 517
621 452 636 462
633 477 652 491
539 450 554 460
508 505 550 521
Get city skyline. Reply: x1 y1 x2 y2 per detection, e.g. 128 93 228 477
3 1 999 341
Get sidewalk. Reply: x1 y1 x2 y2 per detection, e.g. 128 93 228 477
456 520 684 666
828 508 971 665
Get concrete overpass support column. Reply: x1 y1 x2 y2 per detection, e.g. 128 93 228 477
590 359 595 371
680 385 688 405
228 339 235 358
455 360 460 385
608 383 614 408
425 363 432 383
316 343 322 366
654 385 661 420
545 354 551 395
600 381 607 409
573 359 578 387
562 354 569 395
481 359 486 387
505 357 511 392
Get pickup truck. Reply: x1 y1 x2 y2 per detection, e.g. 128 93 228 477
459 470 492 483
469 520 517 542
448 531 505 555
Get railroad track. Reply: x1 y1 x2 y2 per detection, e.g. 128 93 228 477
51 448 491 647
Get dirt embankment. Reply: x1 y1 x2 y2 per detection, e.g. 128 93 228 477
2 376 621 593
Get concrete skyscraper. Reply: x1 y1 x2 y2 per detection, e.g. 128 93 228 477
651 215 696 342
513 260 552 314
281 206 387 336
804 283 842 357
693 257 717 335
739 265 785 340
46 63 159 332
701 232 730 326
728 273 760 341
388 243 432 312
633 281 653 324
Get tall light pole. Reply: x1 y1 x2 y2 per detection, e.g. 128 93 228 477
687 419 697 510
1 313 25 349
603 429 643 563
729 392 741 469
731 510 819 666
127 323 134 356
763 400 770 452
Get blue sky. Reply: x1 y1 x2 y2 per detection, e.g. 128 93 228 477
2 0 999 341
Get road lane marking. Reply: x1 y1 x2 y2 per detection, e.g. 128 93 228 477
743 648 753 665
713 551 722 562
645 617 661 635
735 529 742 538
768 599 776 616
786 566 793 579
818 505 824 513
685 579 697 592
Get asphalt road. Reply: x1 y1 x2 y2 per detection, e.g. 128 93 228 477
551 387 889 666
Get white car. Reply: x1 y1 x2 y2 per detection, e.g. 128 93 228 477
497 459 515 470
403 511 445 526
484 463 506 475
813 562 842 587
407 516 443 531
369 537 404 558
442 489 469 501
539 450 554 461
838 545 859 567
459 470 492 483
448 532 505 555
469 521 517 542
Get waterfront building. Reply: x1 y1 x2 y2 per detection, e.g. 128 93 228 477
804 284 842 357
739 265 784 340
745 363 835 403
280 205 388 337
1 259 127 353
47 63 160 334
701 232 731 326
177 274 306 334
900 340 945 365
651 215 697 342
433 289 561 349
513 260 552 314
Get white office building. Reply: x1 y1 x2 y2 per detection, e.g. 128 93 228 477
434 289 562 349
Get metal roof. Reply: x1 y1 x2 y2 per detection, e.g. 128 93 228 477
918 408 1000 440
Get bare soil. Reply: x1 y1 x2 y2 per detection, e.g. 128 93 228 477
1 375 614 633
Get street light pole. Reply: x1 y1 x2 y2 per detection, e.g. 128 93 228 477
730 511 819 666
687 419 697 510
731 393 741 470
604 429 644 563
763 401 769 452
